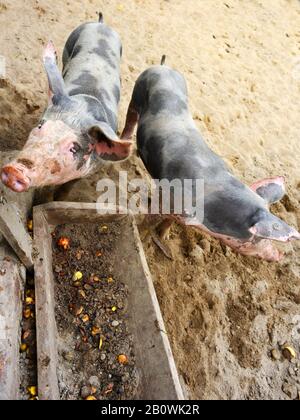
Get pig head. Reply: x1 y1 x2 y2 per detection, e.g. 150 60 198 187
1 16 131 192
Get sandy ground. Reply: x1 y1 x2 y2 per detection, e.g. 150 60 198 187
0 0 300 400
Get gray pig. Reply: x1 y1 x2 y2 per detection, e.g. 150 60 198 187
121 57 300 261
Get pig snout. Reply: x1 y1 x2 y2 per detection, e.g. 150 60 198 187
249 210 300 243
1 165 30 192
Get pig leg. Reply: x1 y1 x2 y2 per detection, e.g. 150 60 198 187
139 214 174 260
156 218 174 241
151 218 174 260
121 101 139 140
139 214 160 241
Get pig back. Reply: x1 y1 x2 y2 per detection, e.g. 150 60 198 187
131 66 188 116
62 22 122 130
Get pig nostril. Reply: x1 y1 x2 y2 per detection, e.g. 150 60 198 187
1 171 8 183
13 180 26 192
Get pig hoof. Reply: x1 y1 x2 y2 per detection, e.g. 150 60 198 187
152 234 173 260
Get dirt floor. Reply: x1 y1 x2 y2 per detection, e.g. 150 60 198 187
0 0 300 400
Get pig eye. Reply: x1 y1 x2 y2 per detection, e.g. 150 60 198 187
38 119 46 129
70 143 81 155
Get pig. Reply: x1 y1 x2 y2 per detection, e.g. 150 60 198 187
121 57 300 262
1 13 131 193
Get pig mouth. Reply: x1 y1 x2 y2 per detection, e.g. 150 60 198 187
1 165 31 192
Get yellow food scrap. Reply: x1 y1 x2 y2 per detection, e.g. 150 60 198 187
86 396 97 400
91 326 101 336
111 306 117 312
27 220 33 231
99 225 108 233
76 306 84 316
28 386 37 397
26 297 34 305
99 336 103 349
73 271 83 281
82 314 90 323
282 345 297 360
20 343 27 352
107 277 114 283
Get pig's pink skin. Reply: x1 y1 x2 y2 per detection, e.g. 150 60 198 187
90 139 132 159
223 238 284 262
2 120 95 191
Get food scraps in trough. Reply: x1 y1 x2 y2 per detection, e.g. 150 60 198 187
52 222 140 400
20 278 37 400
57 237 70 250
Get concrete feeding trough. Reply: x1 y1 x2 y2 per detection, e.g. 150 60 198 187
33 202 184 400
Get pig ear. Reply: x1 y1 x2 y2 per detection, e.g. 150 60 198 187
250 177 285 204
43 41 67 103
249 210 300 242
88 123 132 161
